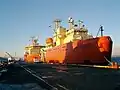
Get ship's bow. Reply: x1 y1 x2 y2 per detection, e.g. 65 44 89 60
98 36 113 64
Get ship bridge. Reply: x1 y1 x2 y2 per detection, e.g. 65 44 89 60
48 17 94 46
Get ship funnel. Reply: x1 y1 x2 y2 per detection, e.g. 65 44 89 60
68 17 74 29
54 19 61 30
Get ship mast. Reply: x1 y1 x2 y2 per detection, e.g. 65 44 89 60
78 20 83 29
30 36 35 45
100 25 104 36
30 36 38 45
54 19 61 30
68 17 74 29
53 19 61 44
96 25 104 37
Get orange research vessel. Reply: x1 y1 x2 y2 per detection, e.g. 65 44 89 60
24 36 45 63
44 17 113 65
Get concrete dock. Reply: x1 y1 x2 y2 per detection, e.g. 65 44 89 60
0 63 120 90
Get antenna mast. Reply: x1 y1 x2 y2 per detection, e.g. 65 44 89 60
30 36 38 45
100 25 104 36
96 25 104 37
54 19 61 30
78 20 83 28
68 17 74 29
31 36 35 45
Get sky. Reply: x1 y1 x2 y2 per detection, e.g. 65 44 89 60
0 0 120 57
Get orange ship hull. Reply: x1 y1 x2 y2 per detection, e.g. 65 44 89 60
24 54 41 63
45 36 112 65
